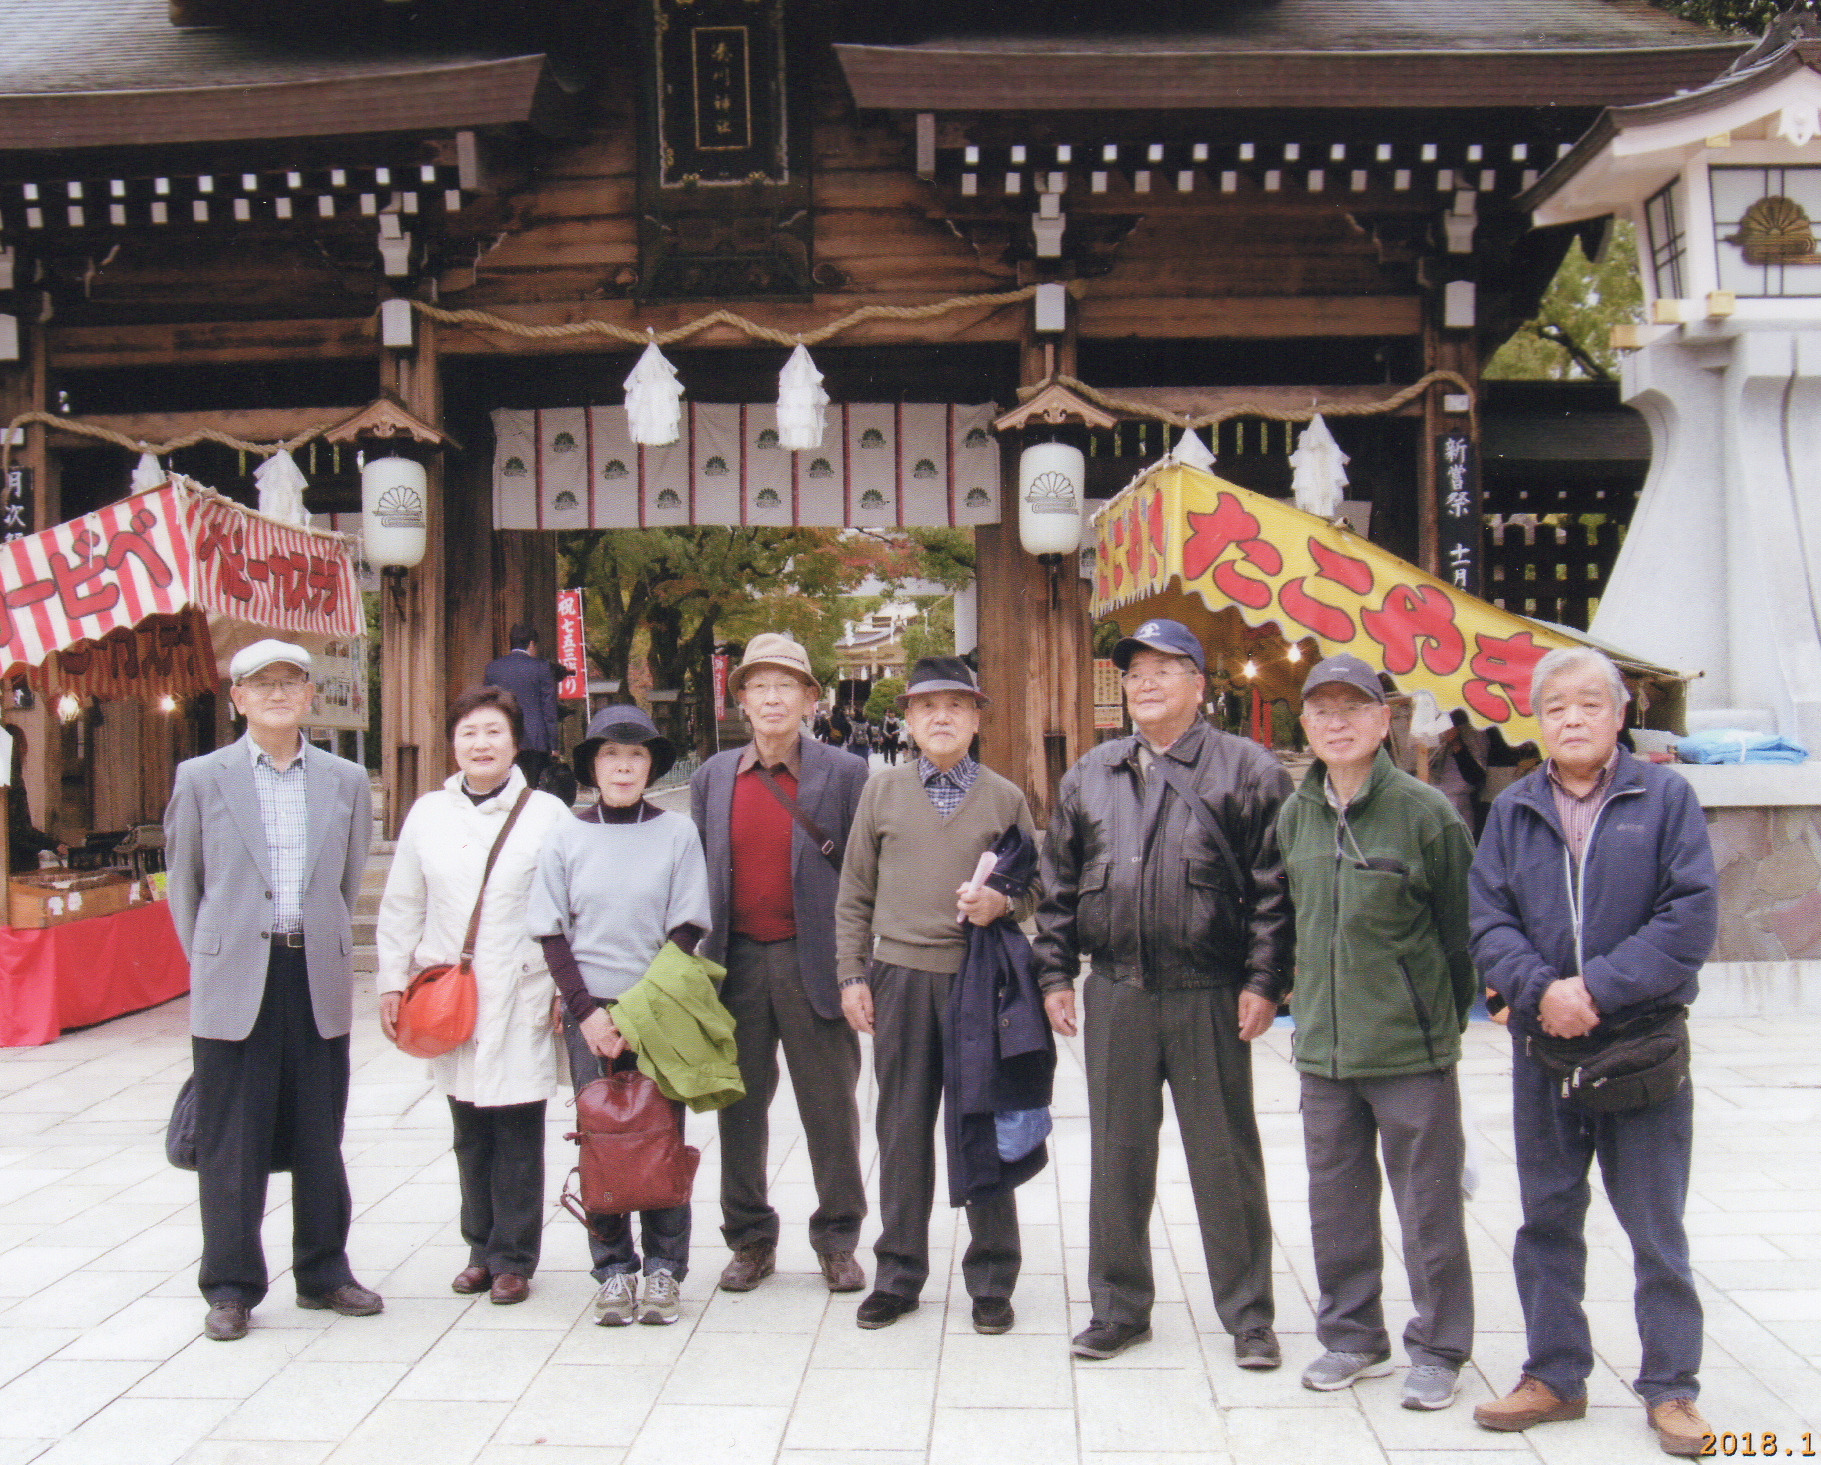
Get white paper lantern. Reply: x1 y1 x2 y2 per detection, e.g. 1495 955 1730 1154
1017 442 1085 556
361 454 427 570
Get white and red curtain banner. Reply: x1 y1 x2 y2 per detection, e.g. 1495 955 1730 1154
2 480 361 680
555 589 588 700
491 403 1003 530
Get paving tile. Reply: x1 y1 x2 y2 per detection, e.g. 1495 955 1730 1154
390 1326 562 1402
936 1332 1073 1409
29 1395 236 1465
128 1329 317 1399
0 1358 157 1437
622 1404 790 1465
929 1406 1077 1465
472 1451 622 1465
55 1295 220 1361
1221 1404 1387 1463
323 1399 512 1465
494 1363 666 1447
784 1367 936 1452
1072 1369 1227 1453
658 1330 813 1406
177 1443 335 1465
211 1361 408 1441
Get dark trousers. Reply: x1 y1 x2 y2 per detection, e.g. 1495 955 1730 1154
449 1098 546 1277
1511 1039 1701 1405
513 749 554 790
1302 1067 1474 1369
869 961 1020 1302
192 944 354 1307
1083 974 1273 1334
717 935 866 1255
561 1015 691 1282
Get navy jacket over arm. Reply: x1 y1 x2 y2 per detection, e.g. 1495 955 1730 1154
1468 749 1718 1039
482 650 562 753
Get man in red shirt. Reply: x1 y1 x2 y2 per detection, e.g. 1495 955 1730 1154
691 634 872 1293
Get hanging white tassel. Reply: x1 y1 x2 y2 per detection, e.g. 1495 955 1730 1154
1290 413 1350 520
1167 426 1215 471
775 343 829 451
624 339 684 446
131 451 166 491
254 448 312 527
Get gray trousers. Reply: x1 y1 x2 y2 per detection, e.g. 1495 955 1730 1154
1301 1067 1474 1369
1083 973 1273 1334
717 935 867 1255
870 961 1021 1302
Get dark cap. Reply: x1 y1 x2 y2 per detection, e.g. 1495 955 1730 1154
572 704 676 788
897 656 988 708
1301 653 1386 704
1112 618 1206 673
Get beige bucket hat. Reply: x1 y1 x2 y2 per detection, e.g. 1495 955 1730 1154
728 632 820 696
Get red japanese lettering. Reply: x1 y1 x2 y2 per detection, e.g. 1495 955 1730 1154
1462 630 1548 722
1308 538 1374 595
47 529 122 621
1360 583 1465 677
100 506 175 588
1184 492 1279 611
1279 578 1354 642
195 518 254 600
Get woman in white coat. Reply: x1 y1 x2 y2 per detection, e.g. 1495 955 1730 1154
376 686 569 1305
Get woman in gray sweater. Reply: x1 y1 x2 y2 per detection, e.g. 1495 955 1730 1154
526 705 710 1327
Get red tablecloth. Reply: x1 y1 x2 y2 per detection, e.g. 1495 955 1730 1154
0 900 190 1046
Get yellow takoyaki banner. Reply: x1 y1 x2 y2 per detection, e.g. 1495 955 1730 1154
1090 463 1583 745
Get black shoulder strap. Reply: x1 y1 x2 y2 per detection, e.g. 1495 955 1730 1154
752 764 842 870
1146 753 1249 897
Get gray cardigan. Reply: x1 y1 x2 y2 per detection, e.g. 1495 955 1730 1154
690 736 870 1021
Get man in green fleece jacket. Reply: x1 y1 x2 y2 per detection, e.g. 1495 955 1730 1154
835 656 1035 1337
1278 653 1476 1413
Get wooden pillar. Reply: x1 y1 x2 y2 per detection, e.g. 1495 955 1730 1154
976 304 1093 823
379 313 447 837
1419 320 1481 578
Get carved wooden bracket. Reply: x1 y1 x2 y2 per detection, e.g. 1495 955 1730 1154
323 395 458 451
994 381 1118 433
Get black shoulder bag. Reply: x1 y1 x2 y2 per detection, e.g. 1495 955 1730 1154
752 765 843 870
1145 753 1250 899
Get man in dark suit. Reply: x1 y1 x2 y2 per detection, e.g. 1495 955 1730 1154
164 639 380 1342
483 622 563 789
691 633 871 1294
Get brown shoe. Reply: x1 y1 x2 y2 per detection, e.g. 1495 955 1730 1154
297 1283 384 1317
1649 1398 1711 1457
451 1265 491 1295
489 1273 530 1305
1473 1376 1587 1432
718 1243 776 1292
203 1301 249 1341
818 1250 865 1293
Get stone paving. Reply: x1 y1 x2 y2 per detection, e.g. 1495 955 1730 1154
0 984 1816 1465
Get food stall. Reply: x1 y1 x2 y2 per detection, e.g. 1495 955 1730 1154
0 475 363 1044
1091 461 1686 751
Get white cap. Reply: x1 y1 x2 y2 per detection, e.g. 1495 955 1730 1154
229 639 313 682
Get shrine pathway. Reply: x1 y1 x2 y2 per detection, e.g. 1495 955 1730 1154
0 945 1814 1463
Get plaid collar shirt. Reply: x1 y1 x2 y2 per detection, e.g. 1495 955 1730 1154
1545 748 1620 864
918 754 978 819
248 734 309 934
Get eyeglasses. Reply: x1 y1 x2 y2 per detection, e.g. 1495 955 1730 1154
743 678 807 696
240 677 309 697
1120 668 1199 689
1304 701 1377 725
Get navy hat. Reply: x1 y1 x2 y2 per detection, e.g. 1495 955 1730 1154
572 704 676 788
1301 653 1386 704
897 655 989 708
1112 618 1206 673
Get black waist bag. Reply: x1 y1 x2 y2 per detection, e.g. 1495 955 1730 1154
1526 1005 1690 1113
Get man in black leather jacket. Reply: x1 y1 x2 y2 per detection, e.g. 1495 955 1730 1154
1035 618 1293 1367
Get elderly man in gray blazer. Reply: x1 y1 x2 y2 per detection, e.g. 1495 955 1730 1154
165 639 378 1342
691 634 871 1294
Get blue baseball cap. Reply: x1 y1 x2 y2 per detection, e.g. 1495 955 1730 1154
1301 653 1386 703
1112 618 1206 673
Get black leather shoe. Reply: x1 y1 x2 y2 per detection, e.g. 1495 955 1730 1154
1071 1319 1152 1359
297 1283 384 1316
971 1297 1014 1334
855 1290 919 1329
204 1301 249 1341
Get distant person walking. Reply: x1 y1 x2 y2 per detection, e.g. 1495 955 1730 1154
483 622 564 791
164 640 380 1343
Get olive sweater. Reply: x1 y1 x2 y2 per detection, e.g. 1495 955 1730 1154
836 761 1036 981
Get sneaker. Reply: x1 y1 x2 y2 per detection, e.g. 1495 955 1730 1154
1401 1364 1462 1411
592 1273 638 1327
1473 1375 1587 1432
638 1270 681 1325
1649 1397 1712 1458
1070 1319 1152 1359
1301 1349 1395 1392
1234 1325 1282 1370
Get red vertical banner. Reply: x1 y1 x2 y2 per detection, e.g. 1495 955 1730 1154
556 589 588 700
711 652 730 720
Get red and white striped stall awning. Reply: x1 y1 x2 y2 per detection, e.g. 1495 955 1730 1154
1 478 362 698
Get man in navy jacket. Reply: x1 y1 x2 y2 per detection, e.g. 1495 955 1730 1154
1469 647 1717 1458
483 623 563 787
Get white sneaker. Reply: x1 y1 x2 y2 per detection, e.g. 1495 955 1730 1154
592 1273 638 1327
1401 1364 1461 1411
638 1270 681 1325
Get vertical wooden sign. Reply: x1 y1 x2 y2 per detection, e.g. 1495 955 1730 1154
1435 433 1481 598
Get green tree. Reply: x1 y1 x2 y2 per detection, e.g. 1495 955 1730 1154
1653 0 1802 30
901 594 956 663
1486 223 1644 381
865 676 905 721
